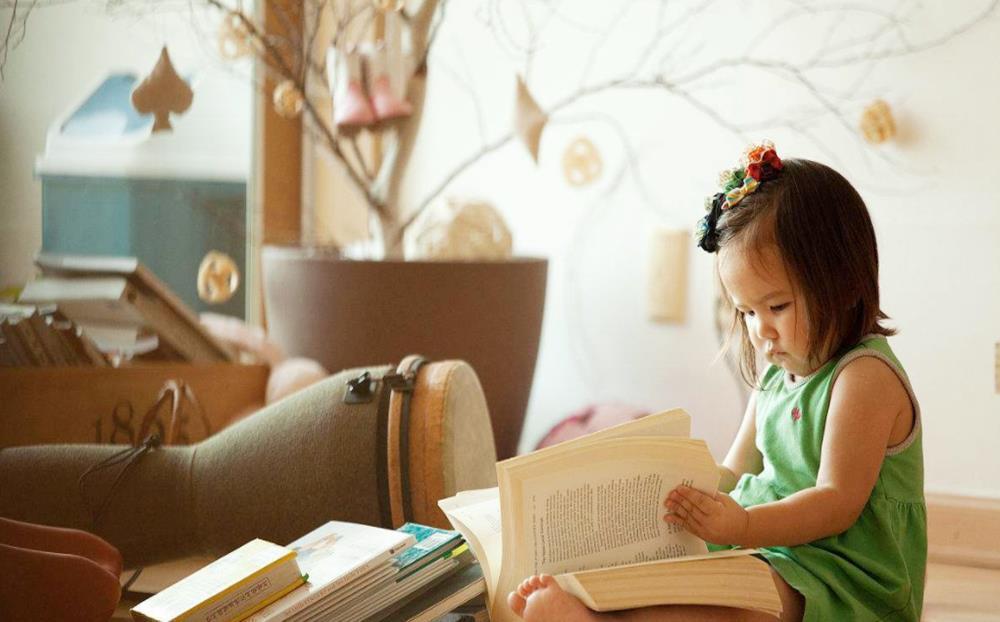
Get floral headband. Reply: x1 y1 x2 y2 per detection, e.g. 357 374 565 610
695 140 784 253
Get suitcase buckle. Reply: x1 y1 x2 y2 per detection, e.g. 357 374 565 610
344 371 377 404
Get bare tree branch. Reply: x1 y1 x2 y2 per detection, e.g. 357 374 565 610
3 0 996 257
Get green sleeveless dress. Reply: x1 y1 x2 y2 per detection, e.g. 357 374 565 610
730 335 927 621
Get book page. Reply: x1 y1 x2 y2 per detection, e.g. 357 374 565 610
492 437 719 622
438 489 502 598
576 408 691 443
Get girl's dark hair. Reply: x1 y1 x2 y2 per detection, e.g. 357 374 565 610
713 158 895 385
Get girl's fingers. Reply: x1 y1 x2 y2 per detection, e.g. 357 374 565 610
676 486 723 517
671 493 698 517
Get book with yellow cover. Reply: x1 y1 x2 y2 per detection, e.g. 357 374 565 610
130 538 305 622
438 409 782 621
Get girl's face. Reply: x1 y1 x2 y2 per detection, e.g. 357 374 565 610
719 244 817 378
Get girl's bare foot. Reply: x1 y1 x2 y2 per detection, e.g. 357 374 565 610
507 574 600 622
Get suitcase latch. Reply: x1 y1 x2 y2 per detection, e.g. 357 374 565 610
344 371 377 404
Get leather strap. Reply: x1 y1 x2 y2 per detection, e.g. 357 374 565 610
386 355 428 527
374 372 394 529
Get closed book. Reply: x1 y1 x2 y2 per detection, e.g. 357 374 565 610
310 547 472 622
299 527 469 622
18 276 145 327
130 539 304 622
33 253 234 362
378 562 486 622
245 522 416 622
0 306 56 365
0 319 33 365
26 311 73 365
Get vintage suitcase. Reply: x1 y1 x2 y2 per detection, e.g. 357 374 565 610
0 356 498 567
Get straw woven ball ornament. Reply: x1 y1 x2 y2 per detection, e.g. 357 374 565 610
562 136 603 186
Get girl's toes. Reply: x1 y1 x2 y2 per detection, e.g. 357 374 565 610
529 575 543 589
508 590 527 617
518 578 533 597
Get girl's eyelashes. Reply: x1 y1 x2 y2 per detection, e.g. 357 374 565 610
738 303 789 317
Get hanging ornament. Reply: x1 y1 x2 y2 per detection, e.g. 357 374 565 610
273 80 304 119
218 11 253 60
197 251 240 304
404 197 513 260
368 10 413 123
131 46 193 132
562 136 603 186
859 99 896 144
515 76 548 163
371 0 405 12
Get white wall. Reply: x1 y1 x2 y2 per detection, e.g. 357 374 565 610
4 1 999 499
399 2 1000 498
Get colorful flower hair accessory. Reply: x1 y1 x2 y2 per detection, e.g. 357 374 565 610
695 140 784 253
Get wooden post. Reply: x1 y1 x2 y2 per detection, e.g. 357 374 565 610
252 0 303 325
256 0 303 247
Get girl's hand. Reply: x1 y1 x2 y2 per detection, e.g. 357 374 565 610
663 485 749 546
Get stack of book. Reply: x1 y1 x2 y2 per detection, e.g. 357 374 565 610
245 521 484 622
130 539 306 622
14 253 234 365
0 303 109 366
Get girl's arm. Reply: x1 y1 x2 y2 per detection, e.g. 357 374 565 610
666 357 911 547
718 391 764 493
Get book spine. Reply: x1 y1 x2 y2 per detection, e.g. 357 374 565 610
29 314 70 365
11 317 51 365
178 560 302 622
0 320 32 365
247 540 414 622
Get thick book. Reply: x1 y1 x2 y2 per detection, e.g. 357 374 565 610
245 521 416 622
393 523 463 577
130 539 305 622
438 409 782 621
378 562 486 622
306 547 473 622
31 253 234 362
294 525 467 622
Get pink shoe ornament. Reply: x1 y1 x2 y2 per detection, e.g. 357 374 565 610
368 11 413 122
369 74 412 121
329 45 375 129
334 79 375 127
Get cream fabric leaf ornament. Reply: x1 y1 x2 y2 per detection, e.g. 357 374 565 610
131 46 193 133
515 76 548 163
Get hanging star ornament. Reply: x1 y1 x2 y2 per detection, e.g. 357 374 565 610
514 75 548 163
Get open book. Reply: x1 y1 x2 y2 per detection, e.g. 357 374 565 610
438 409 782 621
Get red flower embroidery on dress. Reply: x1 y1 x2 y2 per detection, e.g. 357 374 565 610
791 407 802 422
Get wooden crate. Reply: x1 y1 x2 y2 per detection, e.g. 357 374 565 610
0 364 267 447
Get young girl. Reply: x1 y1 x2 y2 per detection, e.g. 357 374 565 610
508 142 926 622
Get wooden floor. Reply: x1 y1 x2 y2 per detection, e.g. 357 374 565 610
924 563 1000 621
